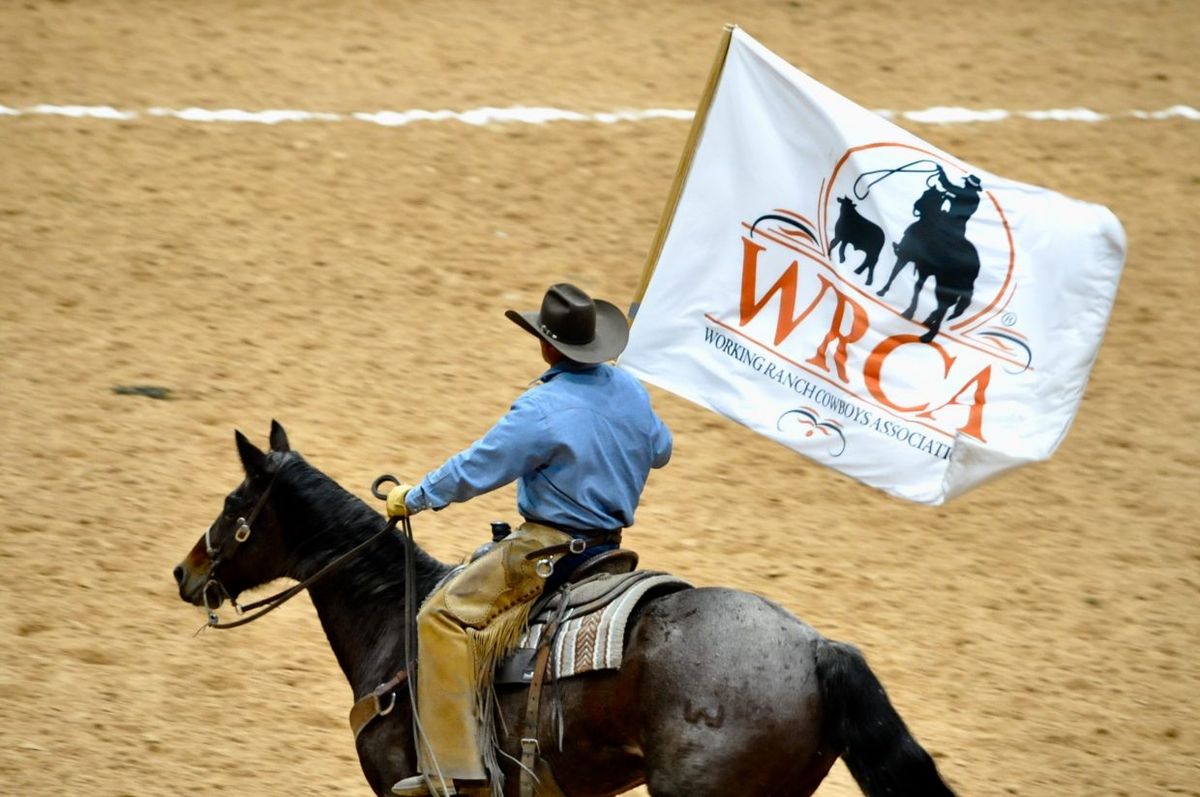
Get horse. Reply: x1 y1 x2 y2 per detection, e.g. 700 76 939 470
173 421 959 797
827 196 885 285
876 185 981 343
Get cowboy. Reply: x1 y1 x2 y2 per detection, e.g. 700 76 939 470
935 165 983 237
386 283 673 797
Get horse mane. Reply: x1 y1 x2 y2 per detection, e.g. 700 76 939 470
271 452 452 603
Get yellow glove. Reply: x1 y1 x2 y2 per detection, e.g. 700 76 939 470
385 483 417 518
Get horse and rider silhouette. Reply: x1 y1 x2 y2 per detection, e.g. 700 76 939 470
829 165 983 343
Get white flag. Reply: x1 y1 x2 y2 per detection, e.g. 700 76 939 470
619 27 1126 505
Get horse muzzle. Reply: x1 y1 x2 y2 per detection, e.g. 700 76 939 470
173 561 218 607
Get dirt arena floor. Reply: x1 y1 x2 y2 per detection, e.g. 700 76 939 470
1 1 1197 795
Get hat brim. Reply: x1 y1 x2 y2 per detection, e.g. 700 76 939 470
505 299 629 364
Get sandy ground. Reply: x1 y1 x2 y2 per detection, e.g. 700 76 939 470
1 1 1197 795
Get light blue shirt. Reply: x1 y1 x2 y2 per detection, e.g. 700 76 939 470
406 362 672 530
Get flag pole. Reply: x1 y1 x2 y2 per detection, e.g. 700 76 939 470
628 23 736 319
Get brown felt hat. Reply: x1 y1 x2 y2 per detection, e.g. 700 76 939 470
505 283 629 364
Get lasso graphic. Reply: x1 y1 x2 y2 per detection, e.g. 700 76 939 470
851 159 942 200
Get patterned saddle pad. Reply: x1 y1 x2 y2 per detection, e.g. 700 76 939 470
495 570 690 684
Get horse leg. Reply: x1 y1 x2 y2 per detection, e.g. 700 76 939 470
877 251 908 297
920 286 954 342
903 269 928 320
947 288 973 321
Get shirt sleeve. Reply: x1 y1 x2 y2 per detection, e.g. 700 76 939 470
650 415 673 469
936 169 961 196
406 391 552 513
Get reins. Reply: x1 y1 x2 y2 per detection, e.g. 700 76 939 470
197 469 438 783
200 472 412 632
203 516 403 630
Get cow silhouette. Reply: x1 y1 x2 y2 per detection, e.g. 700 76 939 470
828 196 885 285
877 179 981 343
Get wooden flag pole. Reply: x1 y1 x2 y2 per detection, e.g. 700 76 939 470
628 23 736 319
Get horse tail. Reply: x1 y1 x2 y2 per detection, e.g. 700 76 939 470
814 639 957 797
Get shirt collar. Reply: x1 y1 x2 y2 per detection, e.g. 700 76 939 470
537 361 601 384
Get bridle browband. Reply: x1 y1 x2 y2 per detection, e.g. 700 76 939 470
200 469 406 632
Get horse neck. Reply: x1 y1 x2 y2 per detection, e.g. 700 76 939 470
916 188 943 216
272 458 452 696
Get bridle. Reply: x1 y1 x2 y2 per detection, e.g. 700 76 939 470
200 471 406 632
195 469 446 787
201 471 278 621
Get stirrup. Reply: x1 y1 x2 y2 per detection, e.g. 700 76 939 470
392 774 487 796
392 774 439 796
392 776 425 796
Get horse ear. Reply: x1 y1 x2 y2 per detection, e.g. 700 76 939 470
269 419 290 453
235 430 267 476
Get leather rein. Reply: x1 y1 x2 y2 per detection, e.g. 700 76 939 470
198 470 422 745
201 472 405 631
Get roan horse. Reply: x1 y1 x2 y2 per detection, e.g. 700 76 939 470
876 185 981 343
173 422 958 797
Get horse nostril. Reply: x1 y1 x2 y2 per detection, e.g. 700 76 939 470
173 565 185 585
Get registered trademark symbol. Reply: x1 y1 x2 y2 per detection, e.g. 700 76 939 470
1002 312 1017 326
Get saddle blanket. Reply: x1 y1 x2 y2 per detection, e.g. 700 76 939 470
510 571 690 681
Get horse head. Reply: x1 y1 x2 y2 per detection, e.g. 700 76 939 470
912 185 945 218
173 420 295 610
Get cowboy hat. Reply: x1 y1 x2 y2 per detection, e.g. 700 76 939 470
505 283 629 364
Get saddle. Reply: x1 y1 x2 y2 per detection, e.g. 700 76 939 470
497 553 690 797
495 555 690 685
349 549 690 797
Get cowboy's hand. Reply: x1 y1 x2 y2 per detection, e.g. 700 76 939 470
385 483 417 518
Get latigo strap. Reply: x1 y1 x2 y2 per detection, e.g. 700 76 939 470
519 592 571 797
